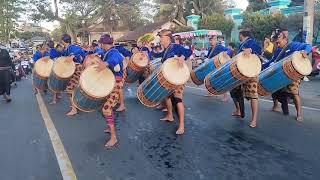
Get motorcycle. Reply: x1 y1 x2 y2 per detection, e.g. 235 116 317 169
21 60 31 75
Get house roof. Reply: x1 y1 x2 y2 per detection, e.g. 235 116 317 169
117 21 170 42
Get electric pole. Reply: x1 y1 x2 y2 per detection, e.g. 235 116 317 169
303 0 315 44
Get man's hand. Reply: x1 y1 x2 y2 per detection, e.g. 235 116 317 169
243 48 252 57
222 51 229 58
300 51 308 58
96 61 107 72
176 56 185 68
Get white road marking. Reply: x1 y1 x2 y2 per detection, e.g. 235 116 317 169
36 94 78 180
186 85 320 112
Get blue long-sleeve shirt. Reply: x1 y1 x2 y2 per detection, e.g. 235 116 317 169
140 46 153 60
263 41 312 69
207 44 233 58
49 48 61 59
152 44 192 63
102 48 124 78
62 44 86 64
238 38 262 56
115 45 133 58
33 51 49 62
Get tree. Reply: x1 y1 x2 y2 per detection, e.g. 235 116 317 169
200 13 234 40
246 0 268 12
185 0 226 17
173 26 194 33
0 0 26 43
240 13 285 41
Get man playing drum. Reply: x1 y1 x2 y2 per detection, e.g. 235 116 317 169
264 29 312 121
60 34 87 116
96 34 124 148
232 28 262 128
152 29 192 135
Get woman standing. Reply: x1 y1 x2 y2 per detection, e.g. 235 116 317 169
0 47 14 102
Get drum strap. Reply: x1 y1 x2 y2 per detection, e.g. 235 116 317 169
161 44 174 63
207 46 217 59
274 43 292 63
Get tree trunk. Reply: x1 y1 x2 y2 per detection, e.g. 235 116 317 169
65 23 77 44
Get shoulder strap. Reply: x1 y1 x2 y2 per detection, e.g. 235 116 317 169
274 42 292 62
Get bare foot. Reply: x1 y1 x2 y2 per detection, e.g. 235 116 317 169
57 95 63 99
176 127 185 135
66 109 78 116
296 116 303 122
105 138 118 149
156 104 164 110
50 101 57 105
104 129 110 133
232 111 241 117
270 107 281 112
162 108 168 112
249 122 257 128
116 106 126 112
160 116 174 122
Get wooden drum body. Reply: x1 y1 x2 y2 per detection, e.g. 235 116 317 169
204 53 261 95
258 51 312 96
72 66 115 112
124 52 149 83
48 57 76 93
33 57 54 90
137 58 190 107
191 52 230 85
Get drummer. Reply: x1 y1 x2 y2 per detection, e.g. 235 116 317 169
33 44 49 62
60 34 87 115
264 29 312 121
96 34 124 148
47 40 62 60
91 40 105 58
232 28 262 128
152 29 192 135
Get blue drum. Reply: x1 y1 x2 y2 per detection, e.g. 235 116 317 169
137 58 190 107
191 52 230 85
124 52 149 83
258 51 312 96
72 66 115 112
205 53 261 95
32 58 54 91
48 57 76 93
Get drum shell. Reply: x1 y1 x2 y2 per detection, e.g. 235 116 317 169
137 70 177 107
205 60 248 95
33 71 48 90
125 61 146 83
72 86 106 112
258 59 304 96
48 71 71 93
191 59 221 85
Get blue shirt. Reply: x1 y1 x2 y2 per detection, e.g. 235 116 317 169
238 38 262 56
140 46 153 60
62 44 86 64
102 48 124 78
207 44 233 59
263 41 312 69
152 44 192 63
33 51 49 62
115 45 132 58
93 47 105 58
49 48 61 59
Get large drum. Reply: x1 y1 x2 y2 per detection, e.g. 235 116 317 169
72 66 115 112
124 52 149 83
191 52 231 85
83 54 103 68
137 58 190 107
204 53 261 95
258 51 312 96
33 57 54 90
48 57 75 93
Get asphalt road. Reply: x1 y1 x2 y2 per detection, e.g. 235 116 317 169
0 78 320 180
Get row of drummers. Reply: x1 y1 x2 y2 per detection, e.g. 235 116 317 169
32 41 312 120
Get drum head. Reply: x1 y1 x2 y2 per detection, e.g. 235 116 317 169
291 51 312 76
80 66 115 98
53 57 76 78
162 58 190 85
236 53 261 78
34 57 54 78
83 55 102 68
131 52 149 68
217 52 231 65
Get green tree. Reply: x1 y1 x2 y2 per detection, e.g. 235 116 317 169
199 13 234 40
173 26 194 33
240 13 285 41
246 0 268 12
0 0 26 43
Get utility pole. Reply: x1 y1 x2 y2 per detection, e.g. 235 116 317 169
303 0 315 44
